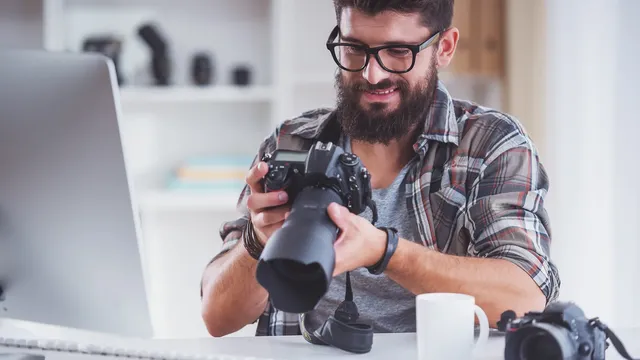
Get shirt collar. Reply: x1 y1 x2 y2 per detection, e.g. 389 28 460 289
413 79 460 152
289 80 459 153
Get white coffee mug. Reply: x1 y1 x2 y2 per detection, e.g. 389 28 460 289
416 293 489 360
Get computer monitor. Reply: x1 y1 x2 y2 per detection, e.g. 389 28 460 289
0 50 153 338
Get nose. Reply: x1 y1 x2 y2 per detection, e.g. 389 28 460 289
361 55 389 85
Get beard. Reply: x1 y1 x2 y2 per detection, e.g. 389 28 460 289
334 58 438 145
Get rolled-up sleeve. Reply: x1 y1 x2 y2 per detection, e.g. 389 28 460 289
465 139 560 303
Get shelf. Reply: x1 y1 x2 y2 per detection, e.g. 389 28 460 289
118 86 274 104
138 190 241 212
293 74 335 86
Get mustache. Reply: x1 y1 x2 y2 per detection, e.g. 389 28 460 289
349 79 410 92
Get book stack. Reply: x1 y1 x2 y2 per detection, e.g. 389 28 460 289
166 155 254 193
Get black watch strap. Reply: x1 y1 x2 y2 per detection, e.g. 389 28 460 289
367 227 399 275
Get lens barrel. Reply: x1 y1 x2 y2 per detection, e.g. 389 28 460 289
505 323 578 360
255 186 344 314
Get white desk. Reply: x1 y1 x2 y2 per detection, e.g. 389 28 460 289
2 318 640 359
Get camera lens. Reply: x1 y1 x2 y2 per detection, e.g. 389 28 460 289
256 187 344 313
505 324 578 360
271 259 325 286
519 331 562 360
262 259 327 312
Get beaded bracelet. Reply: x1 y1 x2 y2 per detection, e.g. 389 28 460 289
242 221 264 260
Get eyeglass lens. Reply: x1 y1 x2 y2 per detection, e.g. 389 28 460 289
333 45 414 72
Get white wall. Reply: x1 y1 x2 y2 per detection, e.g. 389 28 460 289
545 0 640 327
504 0 547 155
613 0 640 329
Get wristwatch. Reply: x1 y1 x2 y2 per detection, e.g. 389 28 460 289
366 227 399 275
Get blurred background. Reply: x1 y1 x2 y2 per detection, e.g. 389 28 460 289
0 0 638 340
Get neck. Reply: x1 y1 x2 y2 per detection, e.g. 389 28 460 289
350 132 416 189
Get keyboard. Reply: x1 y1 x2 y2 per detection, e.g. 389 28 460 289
0 336 272 360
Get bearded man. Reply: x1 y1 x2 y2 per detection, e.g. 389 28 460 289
200 0 561 337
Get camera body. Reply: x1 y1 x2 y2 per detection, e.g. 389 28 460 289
255 141 375 314
261 141 373 216
505 302 608 360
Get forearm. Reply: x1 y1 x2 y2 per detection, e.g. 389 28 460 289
201 241 268 337
385 238 546 327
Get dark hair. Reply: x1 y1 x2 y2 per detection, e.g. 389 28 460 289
333 0 454 33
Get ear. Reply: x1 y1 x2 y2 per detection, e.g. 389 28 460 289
434 27 459 69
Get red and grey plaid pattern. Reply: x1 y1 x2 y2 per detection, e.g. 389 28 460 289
210 81 560 336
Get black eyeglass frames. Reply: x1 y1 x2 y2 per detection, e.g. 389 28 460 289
325 25 442 74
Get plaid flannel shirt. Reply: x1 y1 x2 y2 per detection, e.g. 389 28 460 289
206 80 561 336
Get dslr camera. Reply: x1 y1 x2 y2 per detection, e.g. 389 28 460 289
255 141 377 314
504 302 610 360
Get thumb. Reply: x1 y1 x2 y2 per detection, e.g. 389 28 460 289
327 202 351 230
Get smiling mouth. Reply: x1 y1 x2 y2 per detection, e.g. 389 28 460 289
365 88 398 95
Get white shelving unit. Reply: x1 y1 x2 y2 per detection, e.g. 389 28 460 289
119 86 274 104
138 190 239 213
2 0 339 339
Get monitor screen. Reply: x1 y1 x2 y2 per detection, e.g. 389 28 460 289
0 50 152 338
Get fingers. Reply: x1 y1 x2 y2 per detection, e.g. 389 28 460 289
245 161 269 194
260 222 286 243
247 191 289 213
253 206 290 228
327 203 352 231
254 210 291 245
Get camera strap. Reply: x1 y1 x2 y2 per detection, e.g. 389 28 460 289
299 271 374 354
589 318 639 360
290 137 378 353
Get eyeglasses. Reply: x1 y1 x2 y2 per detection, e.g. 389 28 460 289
325 25 442 74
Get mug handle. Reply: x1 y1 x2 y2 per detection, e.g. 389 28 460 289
472 305 489 356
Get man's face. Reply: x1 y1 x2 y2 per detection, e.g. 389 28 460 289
334 9 440 144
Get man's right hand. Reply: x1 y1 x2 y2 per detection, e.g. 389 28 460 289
202 160 291 337
245 161 291 245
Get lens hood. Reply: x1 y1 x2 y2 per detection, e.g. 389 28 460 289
256 187 343 314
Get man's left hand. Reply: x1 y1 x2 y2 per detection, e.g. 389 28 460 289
326 202 387 277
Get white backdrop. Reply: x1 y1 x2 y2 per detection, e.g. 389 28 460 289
545 0 640 328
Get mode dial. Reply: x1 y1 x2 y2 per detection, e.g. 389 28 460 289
339 153 359 167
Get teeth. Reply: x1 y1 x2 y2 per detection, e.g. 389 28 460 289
370 88 395 95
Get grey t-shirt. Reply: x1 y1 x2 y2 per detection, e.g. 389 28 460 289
305 137 420 333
